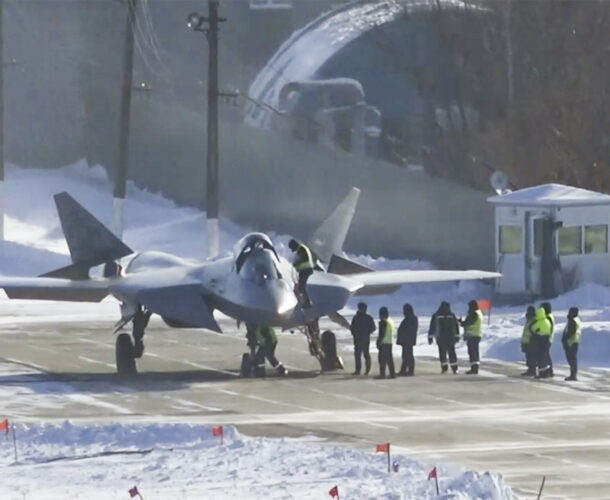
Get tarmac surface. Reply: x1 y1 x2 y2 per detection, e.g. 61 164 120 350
1 317 610 499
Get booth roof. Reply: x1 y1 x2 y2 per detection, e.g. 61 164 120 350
487 183 610 207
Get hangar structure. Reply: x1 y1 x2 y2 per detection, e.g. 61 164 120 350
488 184 610 298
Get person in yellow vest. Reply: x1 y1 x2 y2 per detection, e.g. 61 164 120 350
541 302 555 377
288 239 314 307
460 300 483 374
520 306 536 376
561 307 581 381
529 306 552 378
252 324 287 377
375 306 396 379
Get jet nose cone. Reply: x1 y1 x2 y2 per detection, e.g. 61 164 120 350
270 281 298 317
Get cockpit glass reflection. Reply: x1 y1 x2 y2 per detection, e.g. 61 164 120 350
235 234 281 280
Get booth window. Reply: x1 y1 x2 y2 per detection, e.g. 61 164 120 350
499 225 522 254
533 218 544 257
558 226 582 255
584 224 608 254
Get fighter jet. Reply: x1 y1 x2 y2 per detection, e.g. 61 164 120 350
0 189 500 374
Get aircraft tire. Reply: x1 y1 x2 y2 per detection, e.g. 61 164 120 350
240 353 252 377
116 333 137 375
321 330 340 371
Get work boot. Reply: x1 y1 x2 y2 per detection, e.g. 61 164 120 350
466 365 479 375
277 364 287 376
352 371 360 376
374 374 386 380
565 375 577 381
520 369 535 377
451 365 458 374
441 365 448 374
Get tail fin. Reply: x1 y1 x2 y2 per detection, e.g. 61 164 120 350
307 187 360 264
54 192 134 267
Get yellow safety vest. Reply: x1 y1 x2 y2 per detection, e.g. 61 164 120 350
521 318 534 344
531 307 552 336
294 243 314 271
564 317 581 347
256 325 277 346
464 310 483 338
381 318 394 345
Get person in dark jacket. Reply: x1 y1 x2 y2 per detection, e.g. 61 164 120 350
428 301 459 374
460 300 483 374
397 303 418 376
520 306 536 376
562 307 581 381
541 302 555 377
376 306 396 379
350 302 376 375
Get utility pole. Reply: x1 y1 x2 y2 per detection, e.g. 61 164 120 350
187 1 225 259
0 0 4 242
113 0 137 238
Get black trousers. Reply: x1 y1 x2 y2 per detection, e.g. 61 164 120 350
522 342 534 370
354 338 371 374
564 343 578 378
533 335 551 372
438 337 457 368
399 345 415 374
466 337 480 365
253 342 279 368
378 344 395 378
297 269 313 306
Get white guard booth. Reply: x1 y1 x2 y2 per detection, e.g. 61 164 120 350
488 183 610 297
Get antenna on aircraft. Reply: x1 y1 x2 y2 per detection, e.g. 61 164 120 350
490 170 510 195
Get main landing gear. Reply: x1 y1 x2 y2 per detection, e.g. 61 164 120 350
115 306 151 375
299 320 344 372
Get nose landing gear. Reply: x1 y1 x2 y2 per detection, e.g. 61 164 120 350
114 306 151 375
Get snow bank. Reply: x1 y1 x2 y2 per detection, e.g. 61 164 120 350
0 422 516 500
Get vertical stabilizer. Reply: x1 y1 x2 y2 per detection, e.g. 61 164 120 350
308 187 360 264
54 192 134 266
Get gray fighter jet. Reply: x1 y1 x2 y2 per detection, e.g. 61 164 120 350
0 189 500 374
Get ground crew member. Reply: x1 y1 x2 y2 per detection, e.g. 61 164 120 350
529 306 552 378
460 300 483 374
397 303 418 376
288 239 314 307
376 306 395 379
350 302 376 375
541 302 555 377
520 306 536 376
252 324 286 376
428 301 459 374
562 307 581 381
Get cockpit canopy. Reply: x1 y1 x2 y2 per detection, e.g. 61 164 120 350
234 232 282 281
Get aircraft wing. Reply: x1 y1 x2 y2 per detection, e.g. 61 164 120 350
0 276 110 302
344 269 501 294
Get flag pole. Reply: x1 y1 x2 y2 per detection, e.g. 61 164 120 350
387 445 391 473
536 475 546 500
11 425 17 463
434 473 439 495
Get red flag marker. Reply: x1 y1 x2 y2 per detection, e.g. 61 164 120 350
329 485 339 499
375 442 389 453
212 425 224 444
375 442 391 472
476 299 491 311
0 419 8 435
428 466 439 495
128 486 143 499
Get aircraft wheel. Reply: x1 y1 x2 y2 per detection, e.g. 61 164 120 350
116 333 137 375
240 353 252 377
321 330 341 371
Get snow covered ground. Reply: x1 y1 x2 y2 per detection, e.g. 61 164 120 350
0 422 514 500
2 161 609 498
